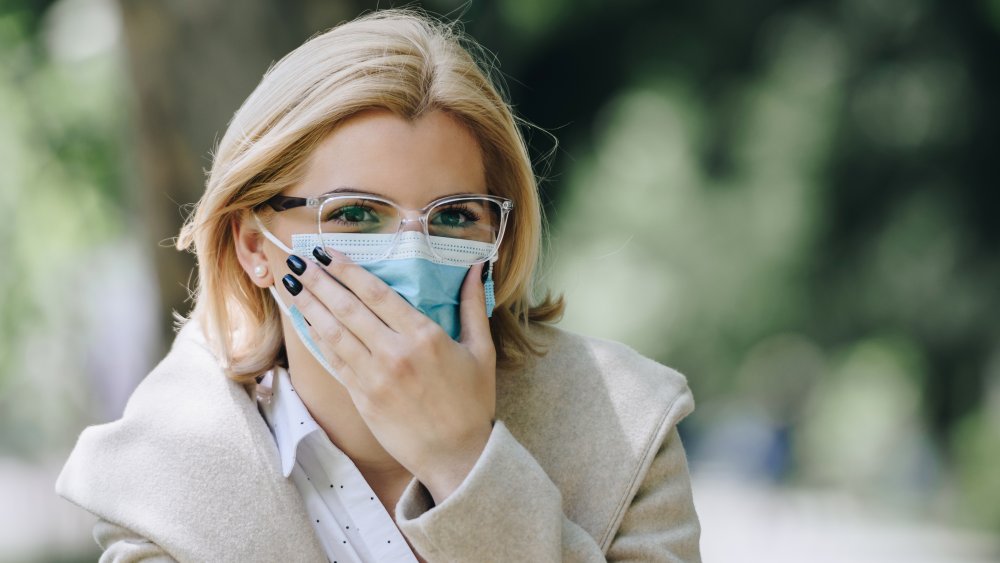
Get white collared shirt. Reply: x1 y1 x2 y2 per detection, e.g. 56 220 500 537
257 366 419 563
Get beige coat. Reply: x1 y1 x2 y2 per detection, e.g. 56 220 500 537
56 319 701 562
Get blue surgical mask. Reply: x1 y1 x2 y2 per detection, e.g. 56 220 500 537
255 218 496 384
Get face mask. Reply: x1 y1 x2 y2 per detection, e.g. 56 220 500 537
254 217 497 382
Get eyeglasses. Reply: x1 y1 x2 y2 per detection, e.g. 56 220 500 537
262 191 514 265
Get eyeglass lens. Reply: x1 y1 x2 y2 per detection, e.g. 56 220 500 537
316 196 505 264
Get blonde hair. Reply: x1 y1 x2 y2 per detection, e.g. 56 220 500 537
176 9 564 386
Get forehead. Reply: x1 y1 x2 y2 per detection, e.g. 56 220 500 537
292 109 487 207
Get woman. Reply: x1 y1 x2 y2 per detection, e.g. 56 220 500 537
56 9 700 562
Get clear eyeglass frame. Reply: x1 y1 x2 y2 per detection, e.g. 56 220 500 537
262 191 515 266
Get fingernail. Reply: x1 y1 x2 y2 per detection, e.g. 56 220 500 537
286 255 306 275
312 246 332 266
282 274 302 296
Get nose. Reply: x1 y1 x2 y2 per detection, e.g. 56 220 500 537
399 217 423 233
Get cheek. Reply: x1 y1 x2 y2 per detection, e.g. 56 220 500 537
269 255 286 279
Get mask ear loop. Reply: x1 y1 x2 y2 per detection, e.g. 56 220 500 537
253 213 348 385
484 257 496 318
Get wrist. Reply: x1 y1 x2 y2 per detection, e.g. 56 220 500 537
419 423 493 505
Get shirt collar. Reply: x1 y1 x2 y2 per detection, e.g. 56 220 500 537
257 366 322 478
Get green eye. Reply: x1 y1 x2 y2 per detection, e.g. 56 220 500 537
437 209 466 226
323 203 383 232
431 204 480 228
339 206 368 223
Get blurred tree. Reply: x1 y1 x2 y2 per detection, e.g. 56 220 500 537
111 0 1000 460
2 0 987 529
115 0 376 349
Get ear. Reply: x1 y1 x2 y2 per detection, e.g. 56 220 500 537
233 212 272 288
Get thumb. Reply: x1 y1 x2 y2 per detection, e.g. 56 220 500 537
459 262 492 356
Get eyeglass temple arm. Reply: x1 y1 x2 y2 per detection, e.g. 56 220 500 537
265 193 512 213
265 195 310 212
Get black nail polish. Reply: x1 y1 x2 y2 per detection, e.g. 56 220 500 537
282 274 302 296
286 255 306 275
313 246 332 266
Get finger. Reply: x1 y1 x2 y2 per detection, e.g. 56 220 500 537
290 254 396 350
301 320 365 392
308 327 362 397
459 262 493 357
312 246 427 334
284 273 373 378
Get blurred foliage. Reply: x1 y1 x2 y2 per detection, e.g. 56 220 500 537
0 0 127 462
0 0 998 553
492 0 1000 530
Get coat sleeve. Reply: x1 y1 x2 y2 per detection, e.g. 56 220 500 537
93 519 178 563
395 420 701 562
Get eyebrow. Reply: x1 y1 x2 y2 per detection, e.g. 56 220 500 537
320 186 382 197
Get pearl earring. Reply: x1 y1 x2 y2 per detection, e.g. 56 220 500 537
254 264 268 278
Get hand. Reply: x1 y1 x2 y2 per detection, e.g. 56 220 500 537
281 248 497 504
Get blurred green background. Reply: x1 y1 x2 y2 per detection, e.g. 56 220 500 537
1 0 998 561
